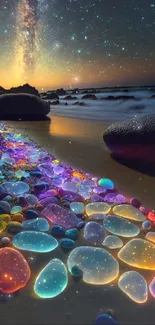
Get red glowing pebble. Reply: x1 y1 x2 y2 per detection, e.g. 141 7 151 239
148 211 155 222
0 247 31 294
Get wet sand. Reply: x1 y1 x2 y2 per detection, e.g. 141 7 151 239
1 115 155 325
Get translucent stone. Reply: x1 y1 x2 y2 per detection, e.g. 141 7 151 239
0 247 31 294
86 202 111 217
25 194 39 205
70 202 85 215
62 191 84 202
84 222 106 245
13 231 58 253
62 182 77 192
95 314 118 325
98 178 114 190
103 215 140 237
22 218 49 232
11 206 22 215
113 204 145 222
41 204 79 229
15 170 29 179
142 220 151 230
39 197 59 207
53 166 64 175
3 181 29 196
145 232 155 243
149 277 155 298
104 193 117 203
39 190 57 199
118 271 148 303
34 259 68 298
102 235 123 249
89 213 105 221
118 238 155 270
67 246 119 285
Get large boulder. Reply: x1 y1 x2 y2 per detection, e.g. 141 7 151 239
0 93 50 120
103 115 155 162
7 83 39 96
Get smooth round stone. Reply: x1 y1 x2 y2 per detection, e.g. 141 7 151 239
98 178 114 190
60 238 75 250
130 197 141 208
118 271 148 303
41 204 79 229
102 235 123 249
12 213 24 222
71 265 83 278
22 218 49 232
149 277 155 298
25 194 39 205
13 231 58 253
34 259 68 298
89 213 105 221
39 197 59 207
84 222 106 246
95 314 118 325
51 225 65 236
3 195 13 203
34 183 49 192
65 228 79 240
103 215 140 237
0 201 11 214
0 214 11 224
86 202 111 217
104 193 117 203
118 238 155 270
145 232 155 243
30 171 43 178
15 170 29 179
78 191 90 200
62 182 77 193
113 204 146 222
139 206 149 215
0 247 31 294
25 210 39 219
16 196 28 207
3 181 29 196
53 166 64 175
62 191 84 202
70 202 85 215
93 186 106 195
77 221 85 229
91 195 105 202
115 194 126 204
1 236 11 245
39 190 57 199
7 221 23 234
11 206 22 215
148 211 155 221
67 246 119 285
142 220 151 230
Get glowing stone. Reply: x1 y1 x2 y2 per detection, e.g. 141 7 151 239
62 182 77 192
22 218 49 232
113 204 145 222
34 259 68 298
98 178 114 190
145 232 155 243
25 194 39 205
3 181 29 196
118 271 148 303
89 213 105 221
95 314 119 325
70 202 85 215
0 247 31 293
15 170 29 179
13 231 58 253
103 215 140 237
102 235 123 249
149 277 155 298
11 206 22 215
118 238 155 270
86 202 111 217
62 191 84 202
142 220 151 230
84 222 106 245
41 204 79 229
39 197 59 207
67 246 119 285
0 201 11 214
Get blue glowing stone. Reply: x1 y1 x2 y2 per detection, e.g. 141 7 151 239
0 201 11 214
25 194 39 205
70 202 85 215
3 181 29 196
34 259 68 298
102 235 123 249
95 314 119 325
84 221 106 245
60 238 75 250
65 228 79 240
51 225 65 236
98 178 114 190
13 231 58 253
22 218 49 232
142 220 151 230
103 215 140 237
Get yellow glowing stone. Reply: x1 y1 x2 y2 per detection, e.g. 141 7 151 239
113 204 145 222
86 202 111 216
118 238 155 270
145 232 155 244
0 215 11 224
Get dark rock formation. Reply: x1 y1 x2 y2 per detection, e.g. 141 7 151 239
151 95 155 99
50 100 59 105
82 94 97 100
64 95 77 100
103 115 155 162
43 93 59 100
7 83 39 96
74 101 86 106
129 104 145 110
64 102 68 105
0 93 50 120
103 95 135 101
56 88 66 96
72 88 80 94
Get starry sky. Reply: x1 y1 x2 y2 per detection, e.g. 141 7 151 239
0 0 155 90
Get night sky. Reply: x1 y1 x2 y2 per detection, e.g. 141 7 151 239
0 0 155 90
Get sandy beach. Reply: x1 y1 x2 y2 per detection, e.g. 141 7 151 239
0 114 154 325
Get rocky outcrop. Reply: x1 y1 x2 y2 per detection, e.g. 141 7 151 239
0 93 50 120
103 95 135 101
82 94 97 100
50 100 59 105
72 88 80 94
64 95 77 100
0 84 39 96
103 115 155 162
43 93 59 100
56 88 66 96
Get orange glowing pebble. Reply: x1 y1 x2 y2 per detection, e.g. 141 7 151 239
72 171 86 180
0 247 31 294
12 213 24 223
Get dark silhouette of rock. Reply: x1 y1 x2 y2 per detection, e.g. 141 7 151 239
81 90 89 94
129 104 145 110
72 88 80 94
43 93 59 100
82 94 97 100
103 95 135 100
74 101 86 106
56 88 66 96
0 93 50 120
151 95 155 99
7 83 39 96
64 95 77 100
103 115 155 162
50 100 59 105
64 102 68 105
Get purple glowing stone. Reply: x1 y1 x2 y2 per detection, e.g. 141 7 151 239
104 193 117 203
39 189 58 199
61 191 84 202
130 198 141 208
139 206 150 215
39 197 59 207
93 186 106 195
91 194 105 202
149 277 155 298
41 204 79 229
115 194 126 204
